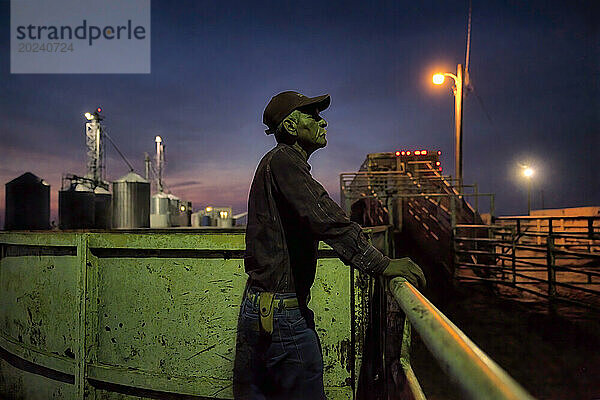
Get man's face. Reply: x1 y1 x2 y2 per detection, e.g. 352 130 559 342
295 108 328 149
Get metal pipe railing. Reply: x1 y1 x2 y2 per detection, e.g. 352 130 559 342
389 277 536 400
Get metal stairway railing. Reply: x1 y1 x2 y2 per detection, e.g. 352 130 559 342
340 163 542 399
340 165 496 277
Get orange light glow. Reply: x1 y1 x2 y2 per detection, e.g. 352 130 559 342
406 151 411 155
421 150 427 155
401 151 406 155
415 150 421 155
395 151 401 156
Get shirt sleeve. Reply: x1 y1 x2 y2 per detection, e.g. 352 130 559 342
270 149 390 275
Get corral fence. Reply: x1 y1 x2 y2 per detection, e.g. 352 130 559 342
454 216 600 310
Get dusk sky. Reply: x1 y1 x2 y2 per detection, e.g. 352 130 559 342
1 0 598 227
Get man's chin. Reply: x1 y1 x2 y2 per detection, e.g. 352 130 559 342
318 133 327 146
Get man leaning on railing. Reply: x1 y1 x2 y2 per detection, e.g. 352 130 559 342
233 91 426 400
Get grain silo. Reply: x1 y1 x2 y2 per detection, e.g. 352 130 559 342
59 184 95 229
112 172 150 228
94 186 112 229
4 172 50 230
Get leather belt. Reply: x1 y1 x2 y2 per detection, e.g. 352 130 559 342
246 291 299 309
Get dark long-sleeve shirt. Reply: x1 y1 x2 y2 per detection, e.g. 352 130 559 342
244 143 390 299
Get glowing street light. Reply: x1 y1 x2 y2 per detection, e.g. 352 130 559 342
433 64 465 192
84 112 93 120
523 168 534 178
432 74 445 85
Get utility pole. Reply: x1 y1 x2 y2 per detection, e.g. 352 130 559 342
433 64 465 193
454 63 464 192
527 178 532 215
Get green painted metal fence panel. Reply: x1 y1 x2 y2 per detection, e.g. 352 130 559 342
0 231 365 399
0 254 79 361
93 257 246 397
0 254 79 376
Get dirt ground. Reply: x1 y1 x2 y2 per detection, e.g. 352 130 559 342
408 283 600 400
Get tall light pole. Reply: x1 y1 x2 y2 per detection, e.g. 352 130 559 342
523 166 534 215
155 136 165 193
84 108 105 187
433 64 465 192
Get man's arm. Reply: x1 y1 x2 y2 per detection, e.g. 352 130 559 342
270 149 390 275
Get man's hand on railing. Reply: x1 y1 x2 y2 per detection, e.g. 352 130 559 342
382 257 427 289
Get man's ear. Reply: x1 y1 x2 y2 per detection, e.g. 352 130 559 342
282 117 297 137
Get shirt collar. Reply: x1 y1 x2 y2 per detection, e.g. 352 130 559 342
277 143 311 170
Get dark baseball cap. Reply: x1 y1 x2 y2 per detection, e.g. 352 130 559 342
263 91 331 134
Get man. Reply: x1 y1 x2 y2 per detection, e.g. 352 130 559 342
233 91 426 399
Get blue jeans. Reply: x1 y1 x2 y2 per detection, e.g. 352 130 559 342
233 288 325 400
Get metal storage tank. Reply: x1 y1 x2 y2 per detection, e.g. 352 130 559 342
191 211 201 227
94 186 112 229
59 184 95 229
150 192 170 228
112 172 150 229
216 208 233 228
151 192 170 214
4 172 50 230
167 194 181 227
217 216 234 228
